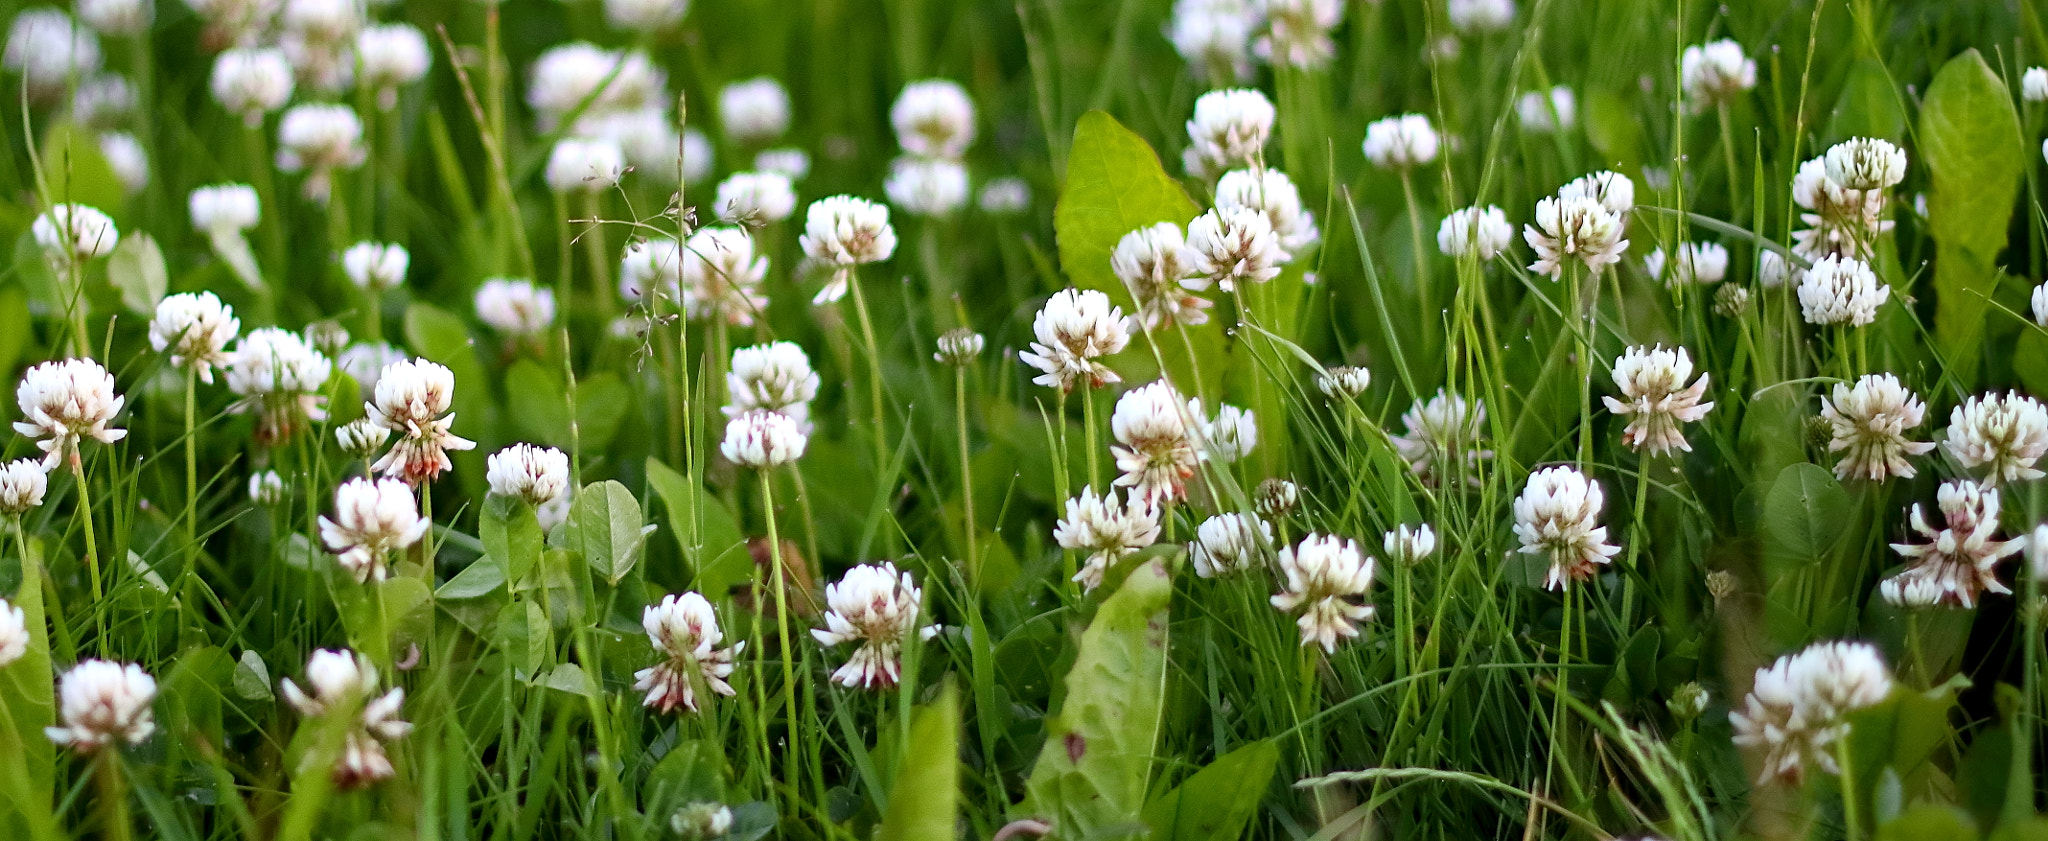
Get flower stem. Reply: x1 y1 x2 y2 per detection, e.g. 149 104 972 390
94 752 131 841
73 457 105 653
184 367 199 569
759 472 801 810
954 366 979 584
1838 735 1862 841
847 271 892 481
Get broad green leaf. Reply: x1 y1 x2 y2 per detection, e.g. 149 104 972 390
1920 50 2024 386
643 739 726 815
495 601 550 676
877 684 959 841
1761 463 1849 563
540 663 598 698
1018 558 1174 837
0 284 28 377
37 123 124 214
571 480 653 584
1054 110 1200 300
1877 804 1979 841
506 359 572 446
107 231 166 314
1141 740 1278 841
232 650 273 702
437 556 508 600
1827 58 1908 143
481 494 544 586
1850 676 1965 801
1583 89 1646 172
0 547 56 841
646 459 748 594
576 372 632 454
163 646 233 749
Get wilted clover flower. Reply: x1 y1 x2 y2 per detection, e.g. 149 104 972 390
812 562 938 690
1819 374 1934 482
1392 390 1491 482
1190 512 1271 578
1271 534 1376 652
280 649 412 789
1944 392 2048 487
319 477 428 583
1514 466 1620 591
1438 206 1514 261
1112 222 1210 328
1183 88 1274 178
633 593 743 714
15 358 127 471
1110 380 1200 505
46 660 155 753
1255 477 1299 518
1881 480 2021 609
1603 345 1715 455
1055 486 1162 590
1796 255 1888 326
1731 641 1892 784
1020 289 1132 391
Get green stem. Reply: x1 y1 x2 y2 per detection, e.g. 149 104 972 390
1838 735 1862 841
846 271 890 476
73 458 104 653
760 473 801 810
184 367 198 568
94 753 130 841
954 366 979 584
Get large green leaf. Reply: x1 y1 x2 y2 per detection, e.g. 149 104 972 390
570 480 654 585
481 493 544 585
644 458 749 594
1054 110 1200 300
1141 740 1278 841
877 684 959 841
1017 558 1174 837
1919 50 2023 386
1761 463 1849 564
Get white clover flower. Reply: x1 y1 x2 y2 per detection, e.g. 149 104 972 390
1657 241 1729 286
0 457 49 519
1514 466 1620 591
1362 114 1439 170
0 598 25 666
1757 249 1800 289
1112 222 1210 328
618 238 681 304
800 195 897 303
1187 206 1284 291
277 31 352 98
1602 345 1714 455
1731 641 1893 784
1392 389 1492 482
367 358 476 485
98 131 147 195
14 358 126 471
1945 392 2048 487
336 341 402 398
226 327 332 443
31 204 119 266
4 10 101 102
46 660 155 752
1190 511 1270 578
1190 398 1256 462
320 477 427 583
1056 485 1162 590
884 156 970 218
71 74 134 129
1524 195 1627 278
342 241 407 293
1791 156 1891 261
672 803 734 841
1254 0 1343 70
335 417 388 459
2034 281 2048 327
1880 480 2020 609
2024 67 2048 103
1215 167 1319 257
934 328 985 366
812 562 937 689
279 0 357 44
681 227 770 327
719 77 790 144
603 0 686 30
1820 373 1934 482
720 409 806 468
356 23 429 111
276 103 365 202
1680 39 1757 108
247 469 286 505
1383 523 1436 566
149 292 240 384
526 44 664 130
1437 205 1514 261
572 108 690 177
1446 0 1513 34
1183 88 1274 178
634 592 742 714
280 648 412 789
1111 380 1199 505
1255 477 1298 518
977 177 1031 214
715 171 797 226
891 79 976 159
1559 170 1635 216
1271 534 1375 652
545 136 625 193
1167 0 1258 84
755 147 809 181
1020 288 1133 391
724 341 819 425
1515 86 1576 133
1318 366 1371 400
1823 137 1906 192
474 278 555 338
190 183 260 234
1796 255 1888 326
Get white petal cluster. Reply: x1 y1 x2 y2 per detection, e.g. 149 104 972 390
1392 389 1491 482
1020 288 1133 391
1515 86 1575 132
1183 88 1274 178
800 196 897 303
1559 170 1635 215
934 328 985 366
1215 167 1319 257
1318 366 1370 400
1254 0 1342 70
1731 641 1893 784
71 74 134 129
812 562 937 690
367 358 475 485
1437 205 1514 261
719 77 790 144
1111 380 1199 505
573 110 700 178
1757 250 1801 289
1791 156 1893 261
1190 511 1271 578
526 44 665 131
31 204 119 266
1945 392 2048 487
1362 114 1439 170
1602 345 1715 455
1167 0 1258 84
1880 480 2021 609
99 132 147 195
46 660 155 752
1113 222 1209 328
1189 398 1257 462
2024 67 2048 103
633 593 743 714
545 136 626 193
619 238 682 304
724 341 819 426
1187 206 1284 291
884 156 969 217
977 178 1031 214
190 183 261 234
682 227 770 327
1655 242 1729 286
755 147 809 181
336 342 403 397
248 470 286 505
1523 194 1627 278
1680 39 1757 108
278 0 360 94
0 598 25 666
1055 486 1162 590
1447 0 1514 34
280 649 413 788
1823 137 1907 192
603 0 686 30
1270 534 1376 652
475 278 556 337
1513 466 1620 591
1383 523 1436 567
715 171 797 226
1796 255 1888 326
14 358 127 470
486 443 569 507
335 417 389 459
0 459 50 516
2034 281 2048 328
4 10 101 102
1255 477 1298 518
210 47 293 127
891 79 976 159
149 292 241 383
356 23 428 110
227 327 332 443
720 409 807 468
319 477 428 583
276 103 365 202
1819 374 1934 482
342 241 408 293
